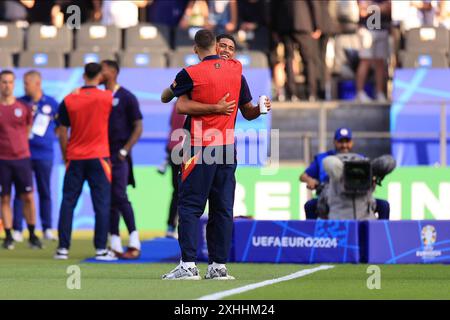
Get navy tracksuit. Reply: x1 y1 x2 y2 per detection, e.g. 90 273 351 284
178 145 237 264
58 159 111 249
13 160 53 231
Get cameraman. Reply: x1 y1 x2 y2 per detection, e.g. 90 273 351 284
299 128 390 220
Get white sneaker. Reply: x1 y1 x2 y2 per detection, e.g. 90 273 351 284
12 230 23 243
110 234 124 254
54 248 69 260
44 229 57 241
375 92 388 103
205 263 235 280
162 262 201 280
128 231 141 251
95 249 118 261
356 90 372 103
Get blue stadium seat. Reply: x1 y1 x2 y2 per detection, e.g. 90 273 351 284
68 51 116 67
119 51 167 68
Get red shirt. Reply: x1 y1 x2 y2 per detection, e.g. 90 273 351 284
58 87 113 160
171 56 243 147
0 100 32 160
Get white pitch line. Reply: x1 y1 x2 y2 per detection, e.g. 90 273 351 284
197 264 335 300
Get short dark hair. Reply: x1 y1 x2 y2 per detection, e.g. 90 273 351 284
101 60 120 74
24 70 41 79
216 34 236 47
0 69 15 79
194 29 216 51
84 62 102 79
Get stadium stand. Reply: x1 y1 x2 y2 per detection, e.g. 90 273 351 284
168 51 200 68
400 51 449 68
26 24 73 53
0 23 24 53
405 27 449 54
68 51 116 67
118 51 167 68
18 51 65 68
0 52 14 68
124 23 170 53
235 51 269 68
75 24 121 52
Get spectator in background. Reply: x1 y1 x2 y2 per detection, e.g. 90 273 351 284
1 0 29 23
147 0 189 27
315 0 338 100
12 71 59 243
51 0 99 27
237 0 267 32
437 0 450 29
270 0 320 102
207 0 238 34
392 1 437 30
179 0 209 29
101 0 148 29
355 0 391 103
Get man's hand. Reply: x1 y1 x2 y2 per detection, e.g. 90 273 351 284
215 93 236 116
263 96 272 113
306 178 319 190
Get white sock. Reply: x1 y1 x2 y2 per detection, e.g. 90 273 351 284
212 262 226 269
181 261 196 269
110 234 123 253
128 231 141 250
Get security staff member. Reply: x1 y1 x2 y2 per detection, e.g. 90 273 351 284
54 63 116 261
161 29 250 280
0 70 42 250
100 60 143 259
13 70 59 242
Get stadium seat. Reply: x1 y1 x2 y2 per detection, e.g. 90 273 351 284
68 51 116 67
124 23 170 53
118 51 167 68
0 52 14 68
174 27 203 51
405 27 449 53
75 24 121 52
235 51 269 68
400 51 449 68
18 51 65 68
26 24 73 53
168 51 200 67
0 23 24 53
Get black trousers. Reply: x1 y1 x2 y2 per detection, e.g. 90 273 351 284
281 32 319 98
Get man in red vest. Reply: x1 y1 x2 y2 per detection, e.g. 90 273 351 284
54 63 117 261
162 29 251 280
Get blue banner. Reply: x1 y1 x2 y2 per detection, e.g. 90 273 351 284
363 220 450 264
233 220 360 263
392 69 450 166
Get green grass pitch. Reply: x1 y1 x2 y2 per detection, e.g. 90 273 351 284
0 238 449 300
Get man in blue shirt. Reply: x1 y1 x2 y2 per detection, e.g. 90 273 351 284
12 70 59 242
300 127 390 220
101 60 143 259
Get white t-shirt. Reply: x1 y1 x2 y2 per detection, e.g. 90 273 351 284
392 0 437 30
102 1 139 29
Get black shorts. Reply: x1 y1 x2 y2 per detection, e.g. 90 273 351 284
0 158 33 196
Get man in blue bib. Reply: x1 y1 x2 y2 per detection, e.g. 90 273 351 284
12 70 59 242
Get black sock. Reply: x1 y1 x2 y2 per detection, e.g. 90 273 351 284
27 225 35 237
5 229 12 240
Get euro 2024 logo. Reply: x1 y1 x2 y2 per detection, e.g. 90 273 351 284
416 225 441 259
421 225 437 249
